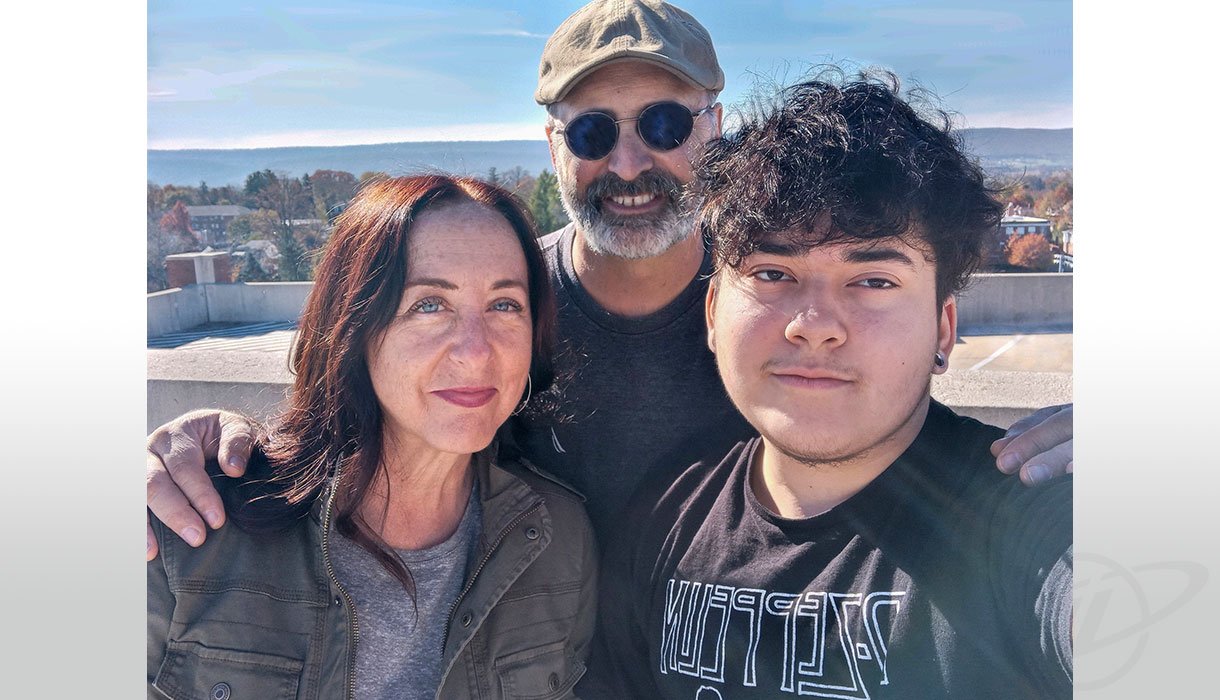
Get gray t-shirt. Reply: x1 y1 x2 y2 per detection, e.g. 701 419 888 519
510 225 756 542
329 483 482 700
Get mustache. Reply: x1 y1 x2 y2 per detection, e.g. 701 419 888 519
584 170 684 208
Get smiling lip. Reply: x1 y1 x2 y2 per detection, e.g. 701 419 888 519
432 387 498 408
602 193 666 215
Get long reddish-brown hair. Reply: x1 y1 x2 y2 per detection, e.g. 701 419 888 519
226 175 556 594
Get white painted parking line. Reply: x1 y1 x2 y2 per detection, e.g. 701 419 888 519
968 334 1025 371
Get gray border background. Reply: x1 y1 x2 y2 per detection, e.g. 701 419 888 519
1073 1 1219 694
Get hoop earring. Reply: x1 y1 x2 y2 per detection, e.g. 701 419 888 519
512 374 533 416
934 351 947 369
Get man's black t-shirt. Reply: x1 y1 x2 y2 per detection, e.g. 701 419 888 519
580 402 1073 699
508 225 755 542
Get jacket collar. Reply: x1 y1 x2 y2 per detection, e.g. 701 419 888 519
308 445 544 534
475 446 545 539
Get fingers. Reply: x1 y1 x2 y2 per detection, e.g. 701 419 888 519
1018 440 1074 486
991 403 1070 457
146 410 235 546
993 404 1074 484
147 513 158 562
146 447 208 547
216 412 257 478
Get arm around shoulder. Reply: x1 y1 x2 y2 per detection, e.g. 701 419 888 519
988 474 1074 693
146 409 262 557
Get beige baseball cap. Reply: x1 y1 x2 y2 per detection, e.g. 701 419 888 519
535 0 724 105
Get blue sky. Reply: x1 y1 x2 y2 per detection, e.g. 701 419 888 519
148 0 1072 149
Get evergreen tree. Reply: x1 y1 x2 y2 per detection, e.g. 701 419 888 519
244 169 276 198
528 170 568 234
278 227 309 281
236 251 273 282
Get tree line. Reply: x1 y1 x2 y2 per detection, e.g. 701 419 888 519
148 167 1072 292
148 167 569 292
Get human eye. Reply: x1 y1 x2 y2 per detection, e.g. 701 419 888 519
408 296 445 314
849 277 897 290
490 298 525 313
751 268 794 283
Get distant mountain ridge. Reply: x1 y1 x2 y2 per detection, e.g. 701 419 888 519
147 128 1071 186
959 128 1073 175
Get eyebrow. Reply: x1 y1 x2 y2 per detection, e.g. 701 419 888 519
841 247 917 267
753 241 915 267
405 277 528 292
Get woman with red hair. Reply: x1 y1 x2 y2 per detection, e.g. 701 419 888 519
148 175 595 699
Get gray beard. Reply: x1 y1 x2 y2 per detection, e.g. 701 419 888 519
558 170 699 260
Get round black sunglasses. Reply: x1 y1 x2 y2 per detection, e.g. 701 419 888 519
556 101 715 161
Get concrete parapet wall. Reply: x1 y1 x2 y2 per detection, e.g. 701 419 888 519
149 274 1072 338
147 349 294 432
148 349 1070 433
204 282 313 323
931 369 1072 427
147 286 209 337
956 273 1072 333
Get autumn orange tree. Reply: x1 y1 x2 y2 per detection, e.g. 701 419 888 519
159 201 199 249
1006 233 1052 271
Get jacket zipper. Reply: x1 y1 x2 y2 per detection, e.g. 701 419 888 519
440 499 543 656
319 470 360 700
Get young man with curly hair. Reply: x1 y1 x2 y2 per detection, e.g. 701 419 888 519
578 72 1072 699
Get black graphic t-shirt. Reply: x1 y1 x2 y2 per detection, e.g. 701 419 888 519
580 402 1073 699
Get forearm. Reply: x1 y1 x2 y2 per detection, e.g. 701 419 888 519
989 475 1074 692
1037 546 1074 684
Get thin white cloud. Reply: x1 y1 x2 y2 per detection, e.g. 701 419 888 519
959 105 1074 130
871 8 1025 31
149 51 450 103
348 36 398 54
148 61 299 102
474 28 549 39
284 5 363 17
149 121 546 150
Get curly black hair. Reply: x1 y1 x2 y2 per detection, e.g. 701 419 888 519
695 69 1003 303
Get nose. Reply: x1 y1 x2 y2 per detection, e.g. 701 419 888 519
783 297 847 348
449 312 494 365
606 122 654 182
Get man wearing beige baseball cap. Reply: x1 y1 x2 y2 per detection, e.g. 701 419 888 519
510 0 1073 540
507 0 755 539
144 0 1074 556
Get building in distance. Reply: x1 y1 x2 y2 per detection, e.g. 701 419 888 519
1000 214 1053 239
185 204 251 246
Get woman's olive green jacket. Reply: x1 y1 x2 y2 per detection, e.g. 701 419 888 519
148 455 597 700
